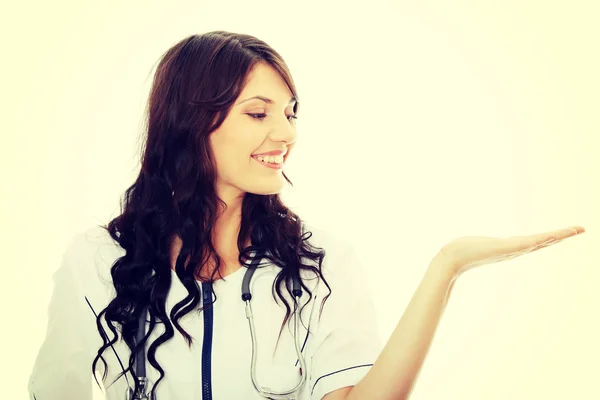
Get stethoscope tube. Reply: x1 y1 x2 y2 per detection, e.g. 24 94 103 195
127 249 306 400
126 307 153 399
242 250 307 400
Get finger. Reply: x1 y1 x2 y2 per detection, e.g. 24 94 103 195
524 239 558 254
517 226 584 249
548 226 585 240
491 238 560 262
498 242 547 259
501 235 557 256
467 227 583 270
502 234 555 254
572 226 586 234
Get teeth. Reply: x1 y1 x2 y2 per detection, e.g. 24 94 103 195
254 155 283 164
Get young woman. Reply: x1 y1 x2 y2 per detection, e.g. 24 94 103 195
28 31 585 400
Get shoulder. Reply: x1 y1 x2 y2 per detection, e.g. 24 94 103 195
68 225 125 275
301 221 352 252
62 225 125 299
300 221 362 280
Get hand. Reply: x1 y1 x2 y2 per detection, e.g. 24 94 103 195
438 225 586 277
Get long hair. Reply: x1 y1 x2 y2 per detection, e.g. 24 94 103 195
91 31 331 396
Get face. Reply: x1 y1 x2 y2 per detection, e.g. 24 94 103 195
209 62 298 206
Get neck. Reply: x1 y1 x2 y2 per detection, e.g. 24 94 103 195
169 196 251 280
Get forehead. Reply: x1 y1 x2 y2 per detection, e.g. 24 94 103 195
238 63 293 103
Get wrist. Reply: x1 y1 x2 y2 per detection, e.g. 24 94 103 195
428 250 461 282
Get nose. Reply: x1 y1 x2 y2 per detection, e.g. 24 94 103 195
269 114 297 145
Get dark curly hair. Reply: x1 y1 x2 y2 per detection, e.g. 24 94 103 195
91 31 332 397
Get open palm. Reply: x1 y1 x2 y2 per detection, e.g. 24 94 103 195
440 225 586 275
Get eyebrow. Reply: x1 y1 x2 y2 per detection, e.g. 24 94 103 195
237 95 297 106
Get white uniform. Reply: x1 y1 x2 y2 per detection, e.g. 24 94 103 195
28 223 383 400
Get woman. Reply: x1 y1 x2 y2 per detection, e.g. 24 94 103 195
28 31 585 400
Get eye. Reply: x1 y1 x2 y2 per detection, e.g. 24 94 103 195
247 113 298 123
248 113 267 120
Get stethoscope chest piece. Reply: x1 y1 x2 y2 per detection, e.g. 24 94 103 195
126 377 154 400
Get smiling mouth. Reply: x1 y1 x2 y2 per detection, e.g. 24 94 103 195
252 154 284 163
252 156 284 169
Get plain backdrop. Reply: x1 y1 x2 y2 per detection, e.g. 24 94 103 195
1 1 599 399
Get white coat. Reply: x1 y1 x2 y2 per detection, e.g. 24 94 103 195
28 223 382 399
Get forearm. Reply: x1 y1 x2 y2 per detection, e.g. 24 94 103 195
346 253 458 400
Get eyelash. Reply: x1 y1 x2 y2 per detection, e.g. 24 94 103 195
248 113 298 122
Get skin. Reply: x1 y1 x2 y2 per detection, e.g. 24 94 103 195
340 227 585 400
167 62 587 400
167 61 363 398
203 62 362 398
169 62 298 280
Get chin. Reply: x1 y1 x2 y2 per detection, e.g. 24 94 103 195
248 185 285 196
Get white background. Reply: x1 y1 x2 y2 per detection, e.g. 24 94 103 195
1 1 599 399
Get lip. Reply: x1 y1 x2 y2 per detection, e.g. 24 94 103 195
251 149 287 157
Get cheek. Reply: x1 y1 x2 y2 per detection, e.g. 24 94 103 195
217 145 257 170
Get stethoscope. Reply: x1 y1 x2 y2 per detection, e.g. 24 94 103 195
126 250 307 400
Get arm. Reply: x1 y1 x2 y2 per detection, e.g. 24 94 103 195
341 252 457 400
28 234 97 400
328 225 584 400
